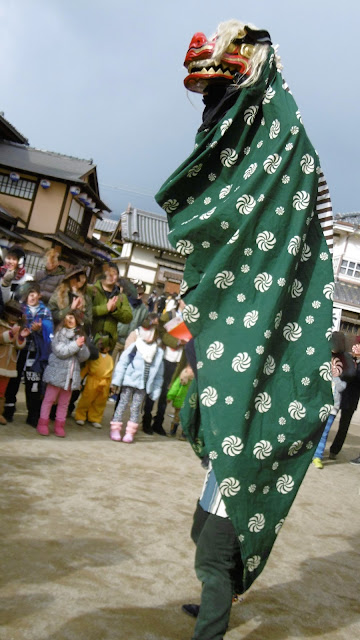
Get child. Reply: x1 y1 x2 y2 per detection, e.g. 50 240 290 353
0 300 29 424
37 312 90 437
4 282 54 426
75 333 114 429
110 318 164 443
167 365 194 437
0 246 33 303
312 331 353 469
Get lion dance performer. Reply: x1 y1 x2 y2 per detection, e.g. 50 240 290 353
155 19 334 639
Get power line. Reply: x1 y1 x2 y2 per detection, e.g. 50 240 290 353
99 181 155 198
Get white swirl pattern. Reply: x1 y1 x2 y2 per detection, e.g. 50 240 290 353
254 272 273 292
182 304 200 323
232 352 251 372
248 513 265 532
244 311 259 328
214 270 235 289
244 105 259 125
276 474 295 494
253 440 273 459
163 199 179 213
236 195 256 215
200 386 218 407
263 153 282 174
219 185 232 199
176 239 194 255
247 555 261 571
220 148 238 167
222 436 244 456
219 477 241 497
287 236 301 255
283 322 302 341
206 341 225 360
288 400 306 420
293 190 310 210
300 154 315 174
254 392 272 413
256 231 276 251
269 119 280 139
263 355 276 375
220 119 232 135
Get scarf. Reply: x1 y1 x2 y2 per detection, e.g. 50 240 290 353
135 335 157 363
0 264 26 280
155 47 333 592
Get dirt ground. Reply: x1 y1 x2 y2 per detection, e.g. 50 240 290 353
0 389 359 640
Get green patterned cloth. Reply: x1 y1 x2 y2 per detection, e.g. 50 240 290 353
155 47 333 592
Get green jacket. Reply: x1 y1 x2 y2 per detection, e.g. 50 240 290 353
167 376 191 408
91 279 132 349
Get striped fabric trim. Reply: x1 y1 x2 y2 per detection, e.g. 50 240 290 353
316 170 333 253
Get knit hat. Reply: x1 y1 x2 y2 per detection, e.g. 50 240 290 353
63 264 87 281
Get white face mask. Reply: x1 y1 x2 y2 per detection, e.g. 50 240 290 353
138 326 155 343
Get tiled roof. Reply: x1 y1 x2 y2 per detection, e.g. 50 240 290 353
0 114 28 145
121 207 175 252
334 281 360 308
95 218 118 233
334 212 360 226
0 140 96 181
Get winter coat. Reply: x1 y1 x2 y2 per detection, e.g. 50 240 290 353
167 367 194 408
340 360 360 412
43 327 90 391
112 342 164 401
91 279 132 350
22 300 54 374
48 287 93 331
1 271 33 303
0 321 27 377
34 265 66 304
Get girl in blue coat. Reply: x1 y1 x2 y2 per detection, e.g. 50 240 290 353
110 317 164 443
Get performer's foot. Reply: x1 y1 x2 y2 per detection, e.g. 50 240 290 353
181 604 200 618
349 455 360 465
312 457 323 469
329 452 337 460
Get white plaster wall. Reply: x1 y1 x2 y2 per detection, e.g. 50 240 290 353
131 245 158 268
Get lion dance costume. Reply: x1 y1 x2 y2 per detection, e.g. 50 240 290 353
155 19 334 636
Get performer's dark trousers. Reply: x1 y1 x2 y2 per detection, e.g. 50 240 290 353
142 360 177 431
190 502 243 640
329 408 355 455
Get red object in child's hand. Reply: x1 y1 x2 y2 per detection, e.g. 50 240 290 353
165 318 192 342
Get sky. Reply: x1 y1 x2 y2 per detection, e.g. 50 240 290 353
1 0 359 218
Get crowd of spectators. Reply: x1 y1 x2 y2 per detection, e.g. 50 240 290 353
0 245 189 441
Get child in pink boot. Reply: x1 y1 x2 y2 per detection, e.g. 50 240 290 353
110 317 164 442
37 312 89 437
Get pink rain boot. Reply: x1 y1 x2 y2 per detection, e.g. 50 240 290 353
122 420 138 444
54 420 66 438
110 421 122 441
37 417 49 436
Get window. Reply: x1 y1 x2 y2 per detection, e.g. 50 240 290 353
25 253 44 276
339 259 360 279
0 173 36 200
68 199 84 224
